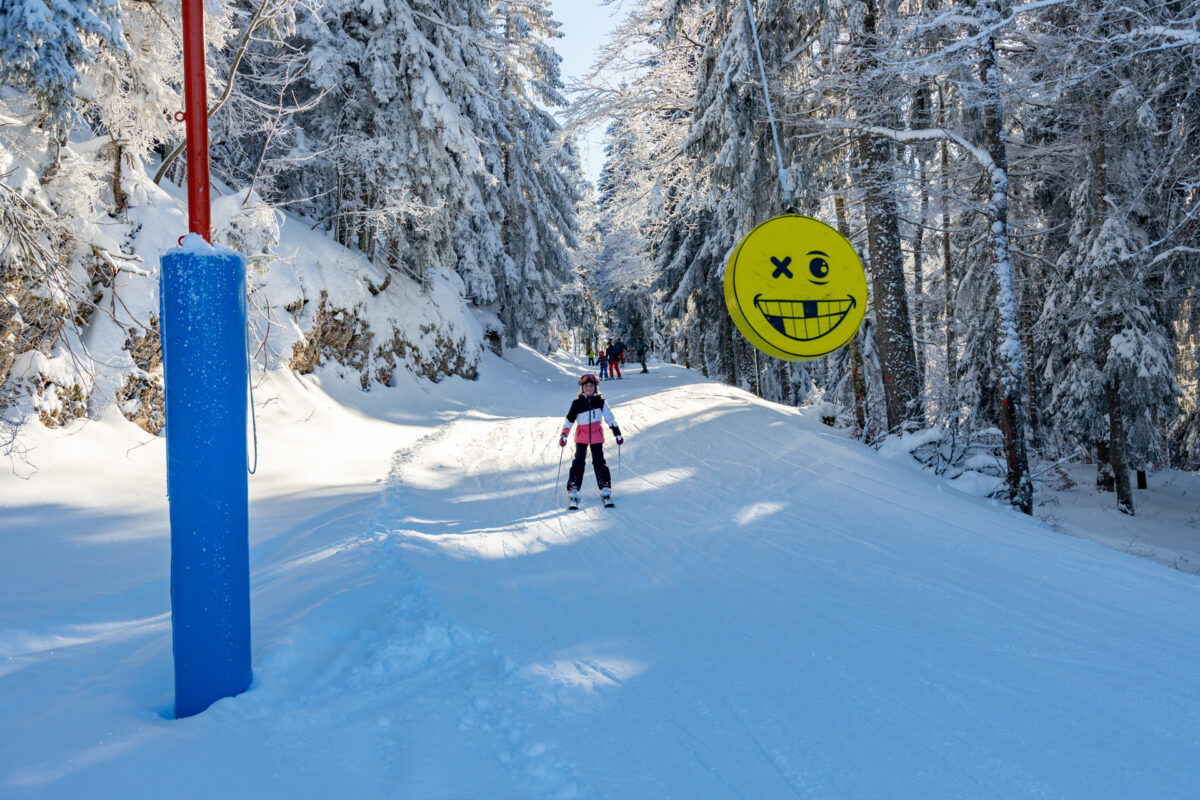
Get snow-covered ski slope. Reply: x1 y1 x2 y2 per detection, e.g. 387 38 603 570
2 347 1199 799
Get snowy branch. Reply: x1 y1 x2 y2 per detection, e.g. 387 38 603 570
154 0 294 184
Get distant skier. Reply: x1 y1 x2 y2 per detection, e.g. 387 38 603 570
597 348 609 380
634 337 649 373
586 343 595 366
607 341 622 379
559 373 623 508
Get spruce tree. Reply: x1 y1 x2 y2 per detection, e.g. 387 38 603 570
0 0 124 129
494 0 583 350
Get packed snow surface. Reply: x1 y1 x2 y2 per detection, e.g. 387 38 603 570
2 349 1199 798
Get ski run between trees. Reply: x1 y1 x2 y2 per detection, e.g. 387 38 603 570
2 347 1199 798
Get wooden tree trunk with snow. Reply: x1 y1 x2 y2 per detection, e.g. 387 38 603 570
836 196 870 436
979 19 1032 515
858 135 921 432
939 90 956 398
1107 377 1135 514
1096 441 1115 492
856 0 922 433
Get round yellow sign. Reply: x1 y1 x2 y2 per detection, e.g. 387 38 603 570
724 214 868 361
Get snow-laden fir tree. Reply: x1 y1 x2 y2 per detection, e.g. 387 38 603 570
571 0 699 358
493 0 583 350
593 117 658 342
294 0 498 286
1035 0 1195 513
0 0 124 130
83 0 190 213
653 0 785 393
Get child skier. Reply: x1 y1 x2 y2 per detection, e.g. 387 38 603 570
559 373 624 508
597 349 609 380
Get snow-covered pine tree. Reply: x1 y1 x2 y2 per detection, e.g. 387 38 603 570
571 0 700 361
652 0 789 393
593 117 660 344
432 0 508 314
83 0 189 213
847 0 923 433
294 0 496 285
843 0 1033 510
1034 0 1194 514
493 0 583 350
0 0 124 130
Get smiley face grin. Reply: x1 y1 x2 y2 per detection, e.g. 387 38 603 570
753 295 857 341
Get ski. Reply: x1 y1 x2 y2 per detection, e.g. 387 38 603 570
603 499 614 508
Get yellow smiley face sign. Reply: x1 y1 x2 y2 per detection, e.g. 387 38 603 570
724 214 868 361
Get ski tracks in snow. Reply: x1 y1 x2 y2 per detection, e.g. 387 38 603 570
367 383 842 798
355 366 1200 798
368 420 593 798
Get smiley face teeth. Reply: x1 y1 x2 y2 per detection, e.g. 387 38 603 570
753 295 856 341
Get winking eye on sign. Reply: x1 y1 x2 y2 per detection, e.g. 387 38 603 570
724 214 868 361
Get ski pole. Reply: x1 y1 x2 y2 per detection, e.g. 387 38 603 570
556 438 565 491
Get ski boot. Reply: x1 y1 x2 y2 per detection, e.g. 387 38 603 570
567 486 580 510
601 486 614 508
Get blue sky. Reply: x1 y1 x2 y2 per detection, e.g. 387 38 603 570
547 1 626 185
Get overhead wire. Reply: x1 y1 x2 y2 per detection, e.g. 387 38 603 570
744 0 793 212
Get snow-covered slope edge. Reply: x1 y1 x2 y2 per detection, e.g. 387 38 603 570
1 97 483 439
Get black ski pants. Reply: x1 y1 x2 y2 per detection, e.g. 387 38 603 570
568 442 610 490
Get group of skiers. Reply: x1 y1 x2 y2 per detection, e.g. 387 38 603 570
585 338 649 379
560 337 651 509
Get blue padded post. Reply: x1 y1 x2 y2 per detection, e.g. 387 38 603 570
159 236 251 718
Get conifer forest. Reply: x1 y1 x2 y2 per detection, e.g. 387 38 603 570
2 0 1199 516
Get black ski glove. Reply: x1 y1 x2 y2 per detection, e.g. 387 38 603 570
611 426 623 445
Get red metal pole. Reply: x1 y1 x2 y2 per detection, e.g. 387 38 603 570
181 0 211 241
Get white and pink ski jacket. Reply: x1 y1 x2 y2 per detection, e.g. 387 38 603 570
562 394 618 444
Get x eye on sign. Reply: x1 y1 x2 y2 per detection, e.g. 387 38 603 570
724 214 868 361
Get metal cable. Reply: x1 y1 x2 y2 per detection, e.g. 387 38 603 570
745 0 791 206
246 303 259 475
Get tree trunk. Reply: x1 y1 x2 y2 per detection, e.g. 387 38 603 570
1019 261 1040 450
722 291 738 388
851 337 867 437
1096 441 1115 492
856 0 922 433
112 140 128 214
979 12 1032 515
858 142 921 433
836 196 869 437
333 168 344 243
1107 378 1134 515
913 156 928 393
939 88 956 396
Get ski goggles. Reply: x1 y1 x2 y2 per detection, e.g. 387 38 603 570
578 373 599 386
